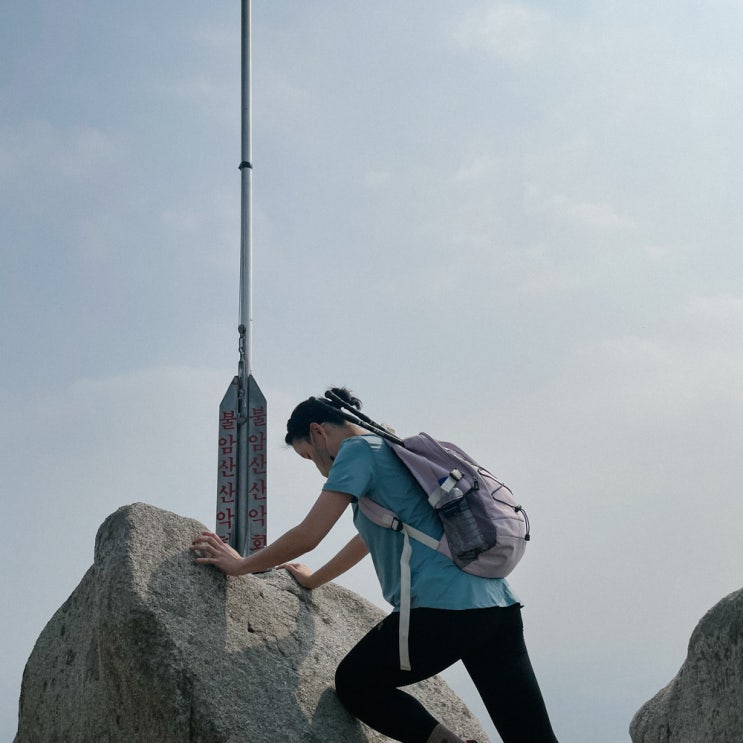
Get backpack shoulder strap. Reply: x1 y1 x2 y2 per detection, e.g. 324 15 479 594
356 497 438 550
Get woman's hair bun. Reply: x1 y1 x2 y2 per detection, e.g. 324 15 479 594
328 387 362 410
285 386 363 444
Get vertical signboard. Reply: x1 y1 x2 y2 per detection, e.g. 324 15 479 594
216 377 239 547
216 375 267 554
243 374 267 554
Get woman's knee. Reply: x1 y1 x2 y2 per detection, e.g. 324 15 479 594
334 654 364 711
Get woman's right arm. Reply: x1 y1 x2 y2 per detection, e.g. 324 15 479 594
191 489 352 576
279 533 369 589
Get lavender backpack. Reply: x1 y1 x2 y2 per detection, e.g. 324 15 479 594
320 391 530 670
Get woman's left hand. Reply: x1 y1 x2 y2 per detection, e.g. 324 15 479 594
277 562 316 589
191 531 246 576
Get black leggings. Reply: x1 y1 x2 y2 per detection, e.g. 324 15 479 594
335 605 558 743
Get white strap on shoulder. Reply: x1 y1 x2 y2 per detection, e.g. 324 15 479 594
400 523 438 550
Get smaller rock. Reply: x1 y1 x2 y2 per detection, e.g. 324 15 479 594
630 587 743 742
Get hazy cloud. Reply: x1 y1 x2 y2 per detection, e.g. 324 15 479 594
453 2 552 62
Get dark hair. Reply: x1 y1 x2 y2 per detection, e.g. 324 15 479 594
285 387 362 445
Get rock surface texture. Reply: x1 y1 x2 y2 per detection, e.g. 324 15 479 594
630 587 743 742
15 502 487 742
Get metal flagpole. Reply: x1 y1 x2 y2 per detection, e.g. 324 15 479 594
216 0 268 556
238 0 253 367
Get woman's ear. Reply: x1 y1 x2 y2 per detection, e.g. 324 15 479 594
308 421 325 446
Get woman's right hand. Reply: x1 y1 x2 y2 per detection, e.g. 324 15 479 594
278 562 316 589
191 530 247 576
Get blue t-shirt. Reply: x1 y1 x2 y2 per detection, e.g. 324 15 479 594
323 434 520 612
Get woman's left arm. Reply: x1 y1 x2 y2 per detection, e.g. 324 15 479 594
278 533 369 589
191 489 351 576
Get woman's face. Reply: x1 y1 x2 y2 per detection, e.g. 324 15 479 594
291 423 335 477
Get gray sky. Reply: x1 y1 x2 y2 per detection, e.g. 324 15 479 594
2 2 742 741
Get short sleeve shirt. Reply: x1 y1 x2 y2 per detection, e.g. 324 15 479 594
323 434 520 612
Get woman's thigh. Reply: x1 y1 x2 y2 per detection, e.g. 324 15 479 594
339 605 522 688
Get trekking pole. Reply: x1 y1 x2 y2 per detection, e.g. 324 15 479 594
321 390 404 445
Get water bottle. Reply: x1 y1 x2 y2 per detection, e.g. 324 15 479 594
438 490 488 566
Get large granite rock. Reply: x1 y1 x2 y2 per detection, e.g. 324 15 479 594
15 502 487 742
630 587 743 742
